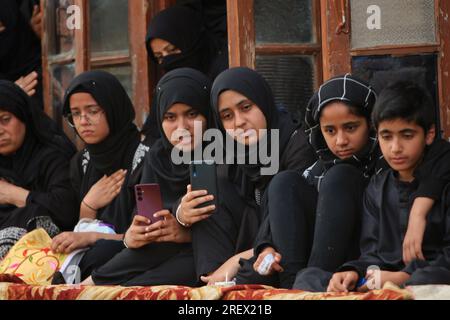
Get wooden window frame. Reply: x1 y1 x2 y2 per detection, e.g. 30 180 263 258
41 0 152 148
227 0 323 87
320 0 450 138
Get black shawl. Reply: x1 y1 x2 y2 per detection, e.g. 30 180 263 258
146 6 225 79
143 68 211 210
211 67 304 197
0 80 77 230
0 80 75 185
62 71 141 232
192 67 315 276
304 74 380 186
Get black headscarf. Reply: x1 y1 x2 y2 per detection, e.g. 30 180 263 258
146 68 211 206
62 71 141 177
146 6 218 76
305 73 379 174
0 0 41 82
211 67 299 191
0 80 76 186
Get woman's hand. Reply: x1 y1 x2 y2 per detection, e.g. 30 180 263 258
15 71 38 97
83 169 127 211
51 232 96 254
177 185 215 226
153 210 191 243
253 247 283 275
30 5 43 39
200 256 240 286
123 211 177 249
0 179 29 207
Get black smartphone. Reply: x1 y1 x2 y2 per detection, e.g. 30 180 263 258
189 160 218 210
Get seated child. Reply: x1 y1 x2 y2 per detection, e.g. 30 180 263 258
296 81 450 292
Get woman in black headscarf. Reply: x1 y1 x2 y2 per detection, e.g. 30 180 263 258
0 0 43 109
82 68 214 286
50 71 149 265
141 5 228 144
189 67 316 285
0 80 77 259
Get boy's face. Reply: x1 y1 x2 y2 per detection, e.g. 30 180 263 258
378 118 435 181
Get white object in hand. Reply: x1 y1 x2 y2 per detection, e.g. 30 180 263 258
257 253 275 276
214 273 236 287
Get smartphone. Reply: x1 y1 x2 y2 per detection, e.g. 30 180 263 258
189 160 218 211
134 184 164 224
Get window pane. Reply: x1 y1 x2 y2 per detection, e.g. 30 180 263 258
51 63 75 137
96 65 133 100
90 0 129 57
351 0 436 49
254 0 314 44
352 54 440 135
46 0 75 57
256 55 315 121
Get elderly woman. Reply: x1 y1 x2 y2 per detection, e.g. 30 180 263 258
0 80 77 259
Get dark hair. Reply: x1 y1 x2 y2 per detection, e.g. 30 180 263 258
372 81 434 132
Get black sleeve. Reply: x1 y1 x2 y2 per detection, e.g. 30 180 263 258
26 151 79 231
403 187 450 274
281 130 317 173
253 215 272 257
338 179 385 278
69 151 83 204
414 139 450 200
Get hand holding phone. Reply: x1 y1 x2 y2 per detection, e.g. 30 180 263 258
135 184 164 224
189 160 218 209
176 161 218 226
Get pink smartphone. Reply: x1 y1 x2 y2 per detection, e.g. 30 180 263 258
134 184 164 224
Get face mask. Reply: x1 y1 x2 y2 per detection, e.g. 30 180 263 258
160 51 203 73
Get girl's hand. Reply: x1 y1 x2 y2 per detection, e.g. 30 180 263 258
177 185 215 226
253 247 283 275
51 232 96 254
153 210 191 243
83 169 127 210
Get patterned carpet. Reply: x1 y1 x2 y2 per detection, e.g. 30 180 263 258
0 275 413 300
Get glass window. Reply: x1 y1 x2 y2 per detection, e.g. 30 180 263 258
256 55 315 121
351 0 436 49
89 0 129 57
352 54 440 134
47 0 75 57
51 63 75 134
254 0 314 44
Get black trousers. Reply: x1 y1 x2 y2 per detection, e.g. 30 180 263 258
239 164 366 289
78 239 126 280
91 242 198 287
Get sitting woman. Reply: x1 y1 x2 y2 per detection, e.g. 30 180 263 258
82 68 215 286
50 71 151 281
0 80 77 259
189 67 317 286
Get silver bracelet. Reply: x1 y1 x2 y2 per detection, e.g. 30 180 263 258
176 205 191 228
123 235 129 249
